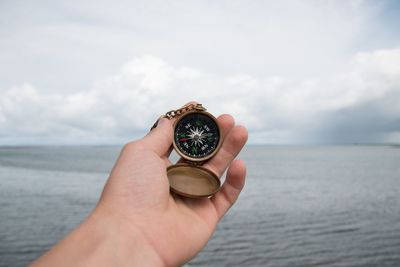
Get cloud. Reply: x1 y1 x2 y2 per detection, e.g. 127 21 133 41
0 0 386 94
2 0 399 144
1 48 400 145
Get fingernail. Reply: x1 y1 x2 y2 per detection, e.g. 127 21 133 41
158 118 169 126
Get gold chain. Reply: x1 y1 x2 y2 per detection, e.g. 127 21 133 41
150 103 206 130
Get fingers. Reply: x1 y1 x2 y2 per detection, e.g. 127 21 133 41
217 114 235 138
203 125 248 178
140 118 174 156
212 160 246 219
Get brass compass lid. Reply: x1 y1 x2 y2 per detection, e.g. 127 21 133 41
167 163 220 198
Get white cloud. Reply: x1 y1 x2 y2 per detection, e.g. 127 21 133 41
1 48 400 145
0 0 385 93
1 0 399 144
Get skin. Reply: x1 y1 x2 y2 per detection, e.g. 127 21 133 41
31 105 248 267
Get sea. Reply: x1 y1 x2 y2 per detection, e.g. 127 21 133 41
0 145 400 267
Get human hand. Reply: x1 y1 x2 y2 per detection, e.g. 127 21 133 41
32 104 248 267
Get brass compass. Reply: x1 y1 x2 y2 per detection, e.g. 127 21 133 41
151 103 222 198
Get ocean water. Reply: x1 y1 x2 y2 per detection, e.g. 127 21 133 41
0 145 400 266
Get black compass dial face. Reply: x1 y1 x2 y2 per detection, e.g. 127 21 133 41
174 113 220 159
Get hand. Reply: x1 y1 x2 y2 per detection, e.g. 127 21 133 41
32 106 248 267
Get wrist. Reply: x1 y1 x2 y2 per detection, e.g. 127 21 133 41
82 207 165 267
31 206 165 267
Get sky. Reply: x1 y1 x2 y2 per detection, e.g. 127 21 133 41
0 0 400 145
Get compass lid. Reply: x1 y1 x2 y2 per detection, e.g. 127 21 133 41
167 163 220 198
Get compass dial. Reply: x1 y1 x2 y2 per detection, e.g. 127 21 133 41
174 112 221 160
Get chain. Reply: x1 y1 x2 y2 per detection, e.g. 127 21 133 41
150 103 206 130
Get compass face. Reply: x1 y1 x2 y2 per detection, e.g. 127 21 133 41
174 112 221 160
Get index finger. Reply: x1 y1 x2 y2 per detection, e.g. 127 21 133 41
203 125 248 178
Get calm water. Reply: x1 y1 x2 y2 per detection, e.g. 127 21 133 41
1 145 400 266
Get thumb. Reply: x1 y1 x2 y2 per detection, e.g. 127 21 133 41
141 118 173 156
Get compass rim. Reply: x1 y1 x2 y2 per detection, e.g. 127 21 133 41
172 110 222 162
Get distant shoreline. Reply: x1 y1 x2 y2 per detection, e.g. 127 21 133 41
0 143 399 149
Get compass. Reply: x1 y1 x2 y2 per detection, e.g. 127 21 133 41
173 111 221 162
152 103 223 198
